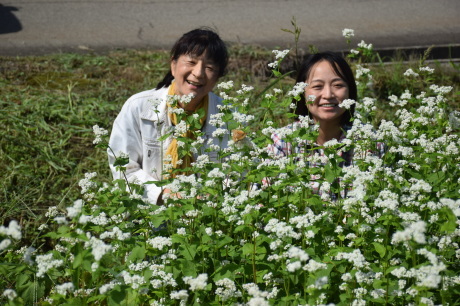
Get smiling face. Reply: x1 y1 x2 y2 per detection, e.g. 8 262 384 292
170 53 219 111
305 60 349 125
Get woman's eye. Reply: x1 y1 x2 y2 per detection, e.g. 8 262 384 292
206 66 215 71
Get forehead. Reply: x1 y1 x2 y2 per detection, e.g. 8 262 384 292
308 61 342 81
180 52 216 63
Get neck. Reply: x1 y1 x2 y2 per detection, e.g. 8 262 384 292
316 121 343 145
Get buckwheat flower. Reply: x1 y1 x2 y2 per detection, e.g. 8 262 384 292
342 273 353 282
273 49 290 60
391 221 427 244
347 49 359 56
403 68 419 77
0 239 11 251
286 260 302 272
287 82 308 97
0 220 22 240
215 278 241 301
342 28 355 38
420 297 435 306
85 236 112 261
303 259 327 272
91 262 99 272
357 40 372 50
67 199 83 219
120 271 146 289
92 125 108 144
2 289 17 301
79 172 97 194
170 289 189 300
248 297 269 306
212 128 228 138
355 65 371 79
430 84 453 94
339 98 356 109
236 84 254 95
147 236 172 250
419 66 434 73
217 80 234 90
55 282 74 295
183 273 208 291
99 280 121 294
36 253 64 277
208 167 226 179
336 249 369 269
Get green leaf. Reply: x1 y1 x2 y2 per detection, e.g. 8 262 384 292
128 245 146 262
372 242 386 258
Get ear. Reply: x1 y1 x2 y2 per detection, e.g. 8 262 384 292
170 59 177 78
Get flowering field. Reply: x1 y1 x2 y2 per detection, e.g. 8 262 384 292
1 30 460 305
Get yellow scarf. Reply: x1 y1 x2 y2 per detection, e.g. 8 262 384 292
165 82 208 177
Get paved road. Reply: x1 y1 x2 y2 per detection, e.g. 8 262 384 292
0 0 459 56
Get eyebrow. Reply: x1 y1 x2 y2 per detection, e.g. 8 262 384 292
310 77 344 83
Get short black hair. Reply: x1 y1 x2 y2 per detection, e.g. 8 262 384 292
156 27 228 89
293 51 357 126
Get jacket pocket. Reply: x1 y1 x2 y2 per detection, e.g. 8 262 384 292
142 138 162 180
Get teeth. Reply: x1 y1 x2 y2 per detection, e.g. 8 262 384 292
320 104 337 107
187 80 201 86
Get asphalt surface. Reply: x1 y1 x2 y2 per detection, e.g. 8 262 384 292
0 0 459 57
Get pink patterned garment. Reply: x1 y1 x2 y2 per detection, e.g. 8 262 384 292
264 122 385 201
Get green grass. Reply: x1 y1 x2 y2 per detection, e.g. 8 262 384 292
1 46 459 242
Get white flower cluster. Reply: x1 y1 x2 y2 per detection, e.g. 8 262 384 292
268 49 289 69
342 28 355 38
391 221 427 245
147 236 172 250
217 80 234 90
36 253 64 277
92 125 108 144
215 278 242 301
339 98 356 109
99 226 131 241
55 282 74 295
287 82 307 97
0 220 22 240
183 273 208 291
357 40 372 50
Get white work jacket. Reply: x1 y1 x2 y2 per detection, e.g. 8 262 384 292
108 85 228 204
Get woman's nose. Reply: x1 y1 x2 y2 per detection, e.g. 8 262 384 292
322 85 334 99
192 61 205 78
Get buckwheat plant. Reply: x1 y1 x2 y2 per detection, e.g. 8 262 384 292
1 34 459 305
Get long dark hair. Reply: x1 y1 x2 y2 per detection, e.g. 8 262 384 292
156 27 228 89
293 51 357 126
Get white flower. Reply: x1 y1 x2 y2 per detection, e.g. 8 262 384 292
212 128 228 138
92 125 108 144
0 220 22 240
36 253 64 277
287 82 308 97
170 289 189 300
403 68 419 77
0 239 11 251
357 40 372 50
2 289 17 301
67 199 83 218
391 221 427 244
215 278 241 301
339 99 356 109
217 80 234 90
147 236 172 250
55 282 74 295
342 28 355 38
183 273 208 291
